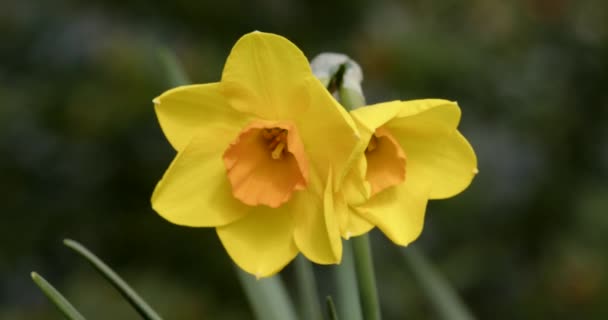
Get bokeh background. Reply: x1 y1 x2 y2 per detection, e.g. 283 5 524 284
2 0 608 319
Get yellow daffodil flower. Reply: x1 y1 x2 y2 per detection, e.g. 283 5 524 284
151 32 360 278
339 99 478 246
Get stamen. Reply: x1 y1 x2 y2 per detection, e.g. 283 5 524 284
263 127 288 160
262 129 274 140
268 138 280 150
271 142 286 160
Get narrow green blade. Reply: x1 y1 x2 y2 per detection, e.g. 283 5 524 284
332 241 363 320
294 255 322 320
352 235 381 320
158 47 189 87
235 267 298 320
402 247 475 320
63 239 163 320
31 272 86 320
326 296 339 320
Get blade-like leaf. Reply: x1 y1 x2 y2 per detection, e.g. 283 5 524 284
63 239 163 320
352 235 382 320
31 272 86 320
326 296 339 320
332 241 363 320
402 247 475 320
235 267 298 320
158 47 189 87
294 255 322 320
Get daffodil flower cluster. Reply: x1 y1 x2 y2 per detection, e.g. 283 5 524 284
151 32 477 278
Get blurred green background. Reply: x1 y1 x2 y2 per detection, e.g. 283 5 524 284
2 0 608 319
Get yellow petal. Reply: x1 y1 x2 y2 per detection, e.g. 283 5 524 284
296 77 361 191
350 101 404 136
217 204 298 278
151 126 251 227
385 103 477 199
346 209 375 238
352 99 460 134
333 158 376 240
353 181 431 246
334 192 374 239
340 156 370 206
154 83 249 151
334 157 374 239
293 171 342 264
221 32 312 120
352 99 477 199
221 32 360 192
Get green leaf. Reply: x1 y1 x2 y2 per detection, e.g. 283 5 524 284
352 235 382 320
30 272 86 320
401 247 476 320
235 267 298 320
63 239 163 320
326 296 339 320
158 47 189 87
294 255 322 320
332 241 363 320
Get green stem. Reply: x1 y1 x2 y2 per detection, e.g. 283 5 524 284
31 272 86 320
63 239 163 320
352 235 381 320
321 53 380 320
294 255 322 320
338 87 366 111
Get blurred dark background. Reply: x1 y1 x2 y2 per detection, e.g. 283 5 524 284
2 0 608 319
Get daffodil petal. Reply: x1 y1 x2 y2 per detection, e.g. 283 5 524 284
221 32 312 120
351 99 459 134
293 171 342 264
323 169 343 262
334 192 374 239
154 83 249 151
350 101 404 136
346 210 375 238
217 205 298 278
340 156 370 206
352 99 476 199
335 157 374 239
354 181 431 246
385 103 477 199
297 77 361 191
152 126 251 227
221 32 360 191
